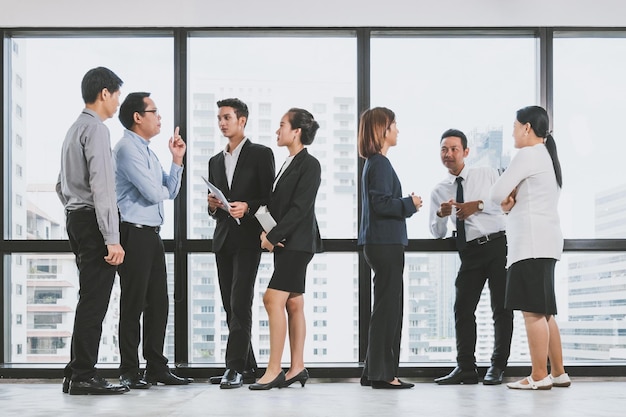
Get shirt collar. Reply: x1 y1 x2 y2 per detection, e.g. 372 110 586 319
446 165 469 184
125 129 151 147
223 137 248 157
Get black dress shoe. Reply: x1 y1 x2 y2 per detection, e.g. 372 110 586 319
144 369 193 385
483 366 505 385
249 371 285 390
434 366 479 385
120 372 152 389
360 375 371 387
69 376 129 395
211 369 256 385
220 368 243 389
242 369 258 384
371 379 414 389
282 369 309 388
62 377 69 394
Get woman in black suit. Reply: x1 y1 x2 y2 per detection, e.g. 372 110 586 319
249 108 322 390
358 107 422 389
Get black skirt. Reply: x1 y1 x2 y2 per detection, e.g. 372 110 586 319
268 249 314 294
505 258 558 315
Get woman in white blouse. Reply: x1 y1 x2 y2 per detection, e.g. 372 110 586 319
490 106 571 390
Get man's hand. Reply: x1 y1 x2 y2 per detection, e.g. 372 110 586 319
411 193 423 211
207 193 223 213
229 201 249 219
104 243 125 266
437 199 454 217
169 126 186 166
453 201 481 221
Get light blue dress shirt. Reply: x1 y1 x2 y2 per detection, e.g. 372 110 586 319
113 129 183 227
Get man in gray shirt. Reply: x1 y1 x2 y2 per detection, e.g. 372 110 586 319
56 67 128 395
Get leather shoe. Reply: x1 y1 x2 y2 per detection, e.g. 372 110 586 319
62 377 69 393
282 368 309 388
144 369 193 385
242 369 258 384
435 366 478 385
360 375 371 387
210 369 256 385
69 376 129 395
372 379 414 389
483 366 504 385
249 371 285 390
220 368 243 389
120 372 152 389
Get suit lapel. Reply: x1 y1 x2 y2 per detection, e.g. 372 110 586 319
275 148 307 190
213 152 230 196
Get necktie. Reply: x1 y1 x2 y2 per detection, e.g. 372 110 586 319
456 176 466 251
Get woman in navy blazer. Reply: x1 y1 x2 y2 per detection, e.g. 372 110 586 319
249 108 322 390
358 107 422 389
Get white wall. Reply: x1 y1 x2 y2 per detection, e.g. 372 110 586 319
1 0 626 28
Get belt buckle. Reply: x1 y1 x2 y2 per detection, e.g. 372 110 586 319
477 235 490 245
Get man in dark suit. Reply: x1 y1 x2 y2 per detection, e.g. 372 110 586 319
207 98 275 389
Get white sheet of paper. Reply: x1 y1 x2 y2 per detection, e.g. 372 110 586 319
202 176 240 225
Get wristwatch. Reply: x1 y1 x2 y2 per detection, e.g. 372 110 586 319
477 201 484 211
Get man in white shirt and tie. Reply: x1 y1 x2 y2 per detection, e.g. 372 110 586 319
430 129 513 386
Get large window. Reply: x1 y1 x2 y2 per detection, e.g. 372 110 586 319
2 28 626 370
5 35 176 364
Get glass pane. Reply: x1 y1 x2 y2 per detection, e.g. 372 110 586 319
6 252 175 364
189 252 358 364
7 36 176 240
370 36 537 238
187 35 358 240
554 36 626 238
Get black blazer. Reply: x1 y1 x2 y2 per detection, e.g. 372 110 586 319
208 139 275 252
357 153 416 246
266 148 323 254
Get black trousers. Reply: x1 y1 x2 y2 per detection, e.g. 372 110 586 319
362 244 404 382
455 236 513 370
118 223 169 374
215 235 261 373
64 210 117 381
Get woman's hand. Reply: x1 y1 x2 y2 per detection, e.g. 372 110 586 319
501 188 517 213
411 192 423 211
260 231 284 252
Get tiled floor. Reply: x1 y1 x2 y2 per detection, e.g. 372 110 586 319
1 377 624 417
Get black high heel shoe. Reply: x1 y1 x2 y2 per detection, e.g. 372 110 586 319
282 369 309 388
249 371 285 391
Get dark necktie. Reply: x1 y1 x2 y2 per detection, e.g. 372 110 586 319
456 176 466 251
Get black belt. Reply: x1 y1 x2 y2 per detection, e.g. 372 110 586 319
466 231 505 246
122 221 161 233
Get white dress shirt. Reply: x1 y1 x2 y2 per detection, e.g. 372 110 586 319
490 144 563 267
430 165 506 242
224 137 248 188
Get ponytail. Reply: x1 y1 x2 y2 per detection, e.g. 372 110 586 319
544 134 562 188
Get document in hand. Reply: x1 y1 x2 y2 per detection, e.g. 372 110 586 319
202 176 240 225
254 205 277 233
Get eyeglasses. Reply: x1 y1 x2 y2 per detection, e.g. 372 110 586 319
139 108 159 117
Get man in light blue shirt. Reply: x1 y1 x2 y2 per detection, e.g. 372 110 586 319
113 92 191 388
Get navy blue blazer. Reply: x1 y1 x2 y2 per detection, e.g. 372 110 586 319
208 139 275 252
358 153 416 246
266 148 323 254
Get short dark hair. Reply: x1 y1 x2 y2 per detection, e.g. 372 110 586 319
118 92 151 130
286 108 319 145
440 128 468 149
217 98 249 122
81 67 123 104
